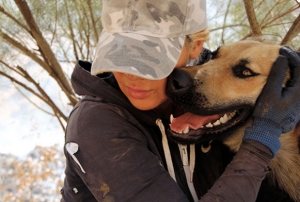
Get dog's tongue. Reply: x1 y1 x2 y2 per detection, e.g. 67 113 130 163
170 112 220 132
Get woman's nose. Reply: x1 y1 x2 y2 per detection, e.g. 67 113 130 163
126 74 143 81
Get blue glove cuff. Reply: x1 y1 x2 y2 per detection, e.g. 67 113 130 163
243 118 281 157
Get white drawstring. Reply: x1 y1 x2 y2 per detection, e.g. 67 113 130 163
178 144 198 202
190 144 196 183
156 119 176 182
156 118 198 201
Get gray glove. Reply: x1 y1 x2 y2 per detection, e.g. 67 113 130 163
244 47 300 157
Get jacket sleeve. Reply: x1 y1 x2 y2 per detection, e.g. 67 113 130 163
62 99 189 202
199 140 272 202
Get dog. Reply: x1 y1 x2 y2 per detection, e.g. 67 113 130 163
166 40 300 201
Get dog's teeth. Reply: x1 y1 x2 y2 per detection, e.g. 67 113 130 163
229 111 236 118
178 131 183 134
220 114 229 123
213 120 221 126
170 114 174 123
220 117 226 123
205 123 213 128
183 126 190 134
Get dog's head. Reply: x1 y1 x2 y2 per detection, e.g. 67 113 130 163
166 40 291 147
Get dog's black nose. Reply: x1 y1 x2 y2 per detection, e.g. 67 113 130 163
167 68 194 96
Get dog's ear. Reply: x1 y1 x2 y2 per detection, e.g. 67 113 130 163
197 48 213 65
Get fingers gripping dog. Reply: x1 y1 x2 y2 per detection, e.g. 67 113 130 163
244 48 300 156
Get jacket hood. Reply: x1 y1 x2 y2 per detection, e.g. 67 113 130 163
72 60 123 100
71 60 160 126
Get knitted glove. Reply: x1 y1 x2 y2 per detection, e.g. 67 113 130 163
244 47 300 157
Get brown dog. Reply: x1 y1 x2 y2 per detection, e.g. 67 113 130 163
167 40 300 201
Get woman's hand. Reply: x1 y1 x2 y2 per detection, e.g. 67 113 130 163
244 47 300 156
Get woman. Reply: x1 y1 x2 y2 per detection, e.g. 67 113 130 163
61 0 300 201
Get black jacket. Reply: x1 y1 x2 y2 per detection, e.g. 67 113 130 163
61 61 274 202
61 61 192 201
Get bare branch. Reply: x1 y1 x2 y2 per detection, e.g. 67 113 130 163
14 0 77 106
221 0 233 44
0 59 25 77
80 5 91 60
0 5 31 35
63 0 79 61
16 83 67 132
281 14 300 45
74 1 91 59
53 111 67 133
209 24 250 32
14 84 54 116
1 31 76 106
240 4 300 41
260 5 299 29
0 69 46 103
0 60 68 122
242 0 262 36
87 0 99 43
1 31 51 72
15 65 68 121
259 0 280 26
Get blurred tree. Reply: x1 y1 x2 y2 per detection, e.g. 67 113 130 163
206 0 300 49
0 0 102 131
0 145 64 201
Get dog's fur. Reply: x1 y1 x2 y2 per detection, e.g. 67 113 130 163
167 40 300 201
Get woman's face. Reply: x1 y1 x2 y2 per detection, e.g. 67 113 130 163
113 72 168 110
114 42 203 110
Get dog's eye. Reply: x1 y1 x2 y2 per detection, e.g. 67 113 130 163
232 59 259 78
242 69 252 76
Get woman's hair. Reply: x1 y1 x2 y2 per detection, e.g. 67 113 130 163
185 28 210 49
